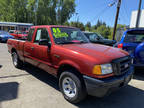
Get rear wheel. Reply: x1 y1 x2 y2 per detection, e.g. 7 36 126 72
59 71 87 103
12 52 23 68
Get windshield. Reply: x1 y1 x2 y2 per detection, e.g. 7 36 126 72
84 33 104 41
16 31 22 34
9 31 15 33
51 27 89 44
0 31 9 35
124 30 144 43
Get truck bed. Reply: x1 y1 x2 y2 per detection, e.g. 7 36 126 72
7 39 26 60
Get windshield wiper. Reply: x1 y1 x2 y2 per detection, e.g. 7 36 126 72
57 40 88 44
57 41 76 44
78 40 88 44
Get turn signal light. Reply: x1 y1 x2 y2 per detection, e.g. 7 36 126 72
118 44 123 49
92 65 102 75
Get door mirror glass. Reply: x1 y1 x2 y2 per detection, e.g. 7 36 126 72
39 39 51 48
39 39 49 46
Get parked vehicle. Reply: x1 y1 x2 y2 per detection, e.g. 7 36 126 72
0 30 14 42
9 30 16 34
115 28 144 67
84 32 116 46
9 30 28 39
7 25 133 103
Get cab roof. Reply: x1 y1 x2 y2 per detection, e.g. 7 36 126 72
31 25 77 29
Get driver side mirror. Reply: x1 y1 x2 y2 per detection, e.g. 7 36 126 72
96 36 101 40
39 39 51 48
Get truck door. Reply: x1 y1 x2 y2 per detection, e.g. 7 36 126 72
24 28 37 65
32 28 53 74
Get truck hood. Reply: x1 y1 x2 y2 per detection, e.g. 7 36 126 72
62 43 128 64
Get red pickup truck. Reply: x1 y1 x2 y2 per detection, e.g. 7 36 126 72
7 25 133 103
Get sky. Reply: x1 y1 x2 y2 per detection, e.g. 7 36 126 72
69 0 144 27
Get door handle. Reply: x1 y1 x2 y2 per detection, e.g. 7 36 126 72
31 47 34 50
54 54 60 58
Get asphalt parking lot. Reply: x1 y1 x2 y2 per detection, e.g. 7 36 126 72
0 43 144 108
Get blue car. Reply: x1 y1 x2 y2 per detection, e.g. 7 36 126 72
0 30 14 42
116 28 144 67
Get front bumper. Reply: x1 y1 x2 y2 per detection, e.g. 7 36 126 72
83 66 134 97
133 64 144 67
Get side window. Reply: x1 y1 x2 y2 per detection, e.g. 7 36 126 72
41 28 49 41
27 28 35 42
89 34 97 41
34 28 50 44
35 29 41 42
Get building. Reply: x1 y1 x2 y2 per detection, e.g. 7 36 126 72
0 22 33 32
130 9 144 28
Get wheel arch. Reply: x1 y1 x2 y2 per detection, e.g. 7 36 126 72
11 48 17 53
57 64 82 80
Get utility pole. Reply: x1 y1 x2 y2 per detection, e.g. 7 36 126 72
136 0 142 28
112 0 121 40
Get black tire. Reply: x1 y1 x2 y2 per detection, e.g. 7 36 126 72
12 51 23 68
59 71 87 103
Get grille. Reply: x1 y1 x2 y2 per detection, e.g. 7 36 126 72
111 56 131 76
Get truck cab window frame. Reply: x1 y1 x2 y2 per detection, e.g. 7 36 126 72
34 28 51 45
27 28 35 42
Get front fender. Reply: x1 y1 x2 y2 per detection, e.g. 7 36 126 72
58 60 81 73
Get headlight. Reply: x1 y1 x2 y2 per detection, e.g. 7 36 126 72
93 64 113 75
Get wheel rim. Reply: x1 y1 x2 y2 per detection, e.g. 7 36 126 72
13 52 18 66
62 77 77 98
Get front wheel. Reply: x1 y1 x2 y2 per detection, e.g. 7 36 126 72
59 71 87 103
12 52 23 68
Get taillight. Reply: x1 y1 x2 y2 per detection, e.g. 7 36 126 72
118 43 123 49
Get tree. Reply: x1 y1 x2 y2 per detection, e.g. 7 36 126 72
92 20 105 30
70 21 85 31
85 21 91 31
96 25 111 39
64 21 70 26
57 0 76 24
116 24 127 30
0 0 76 25
0 0 28 22
96 20 102 28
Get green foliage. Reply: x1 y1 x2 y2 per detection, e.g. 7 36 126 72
0 0 28 22
69 21 85 31
65 20 126 40
95 25 110 39
66 20 127 39
85 22 91 31
0 0 127 39
0 0 76 25
57 0 76 24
